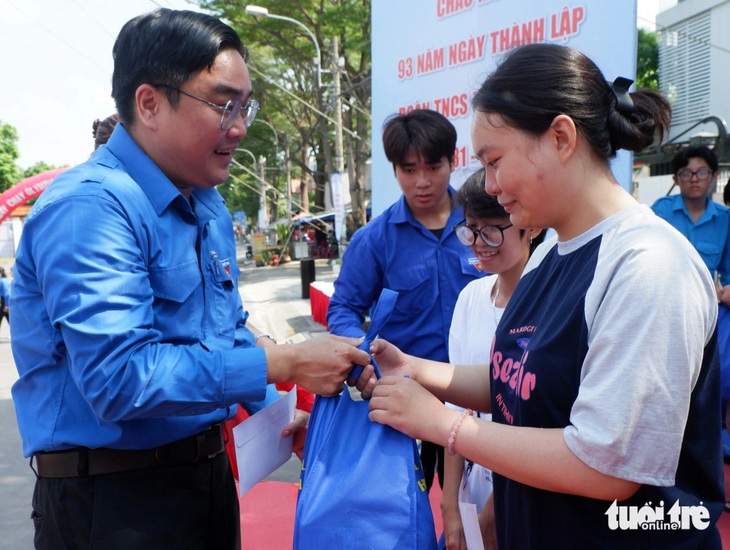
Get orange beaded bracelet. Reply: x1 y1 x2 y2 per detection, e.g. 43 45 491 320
446 408 472 456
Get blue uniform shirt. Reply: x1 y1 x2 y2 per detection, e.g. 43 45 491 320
0 277 8 303
327 193 484 362
11 124 277 457
652 194 730 284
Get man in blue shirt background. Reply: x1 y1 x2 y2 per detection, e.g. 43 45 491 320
651 145 730 287
327 109 485 492
652 145 730 488
10 9 371 549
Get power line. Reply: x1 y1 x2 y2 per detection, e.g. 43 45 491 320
5 0 109 75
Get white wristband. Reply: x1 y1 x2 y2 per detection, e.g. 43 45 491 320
256 333 277 344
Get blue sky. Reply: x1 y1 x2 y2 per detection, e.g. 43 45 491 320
0 0 661 171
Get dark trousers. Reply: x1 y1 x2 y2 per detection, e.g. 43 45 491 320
421 440 444 492
31 452 240 550
0 296 8 328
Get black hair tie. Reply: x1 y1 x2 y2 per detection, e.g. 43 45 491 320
611 77 634 116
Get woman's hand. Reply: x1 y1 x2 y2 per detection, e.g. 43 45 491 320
441 504 467 550
719 283 730 306
281 409 310 460
368 375 456 444
348 338 416 400
369 338 415 379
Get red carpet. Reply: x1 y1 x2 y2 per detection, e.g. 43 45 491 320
241 467 730 549
239 479 444 549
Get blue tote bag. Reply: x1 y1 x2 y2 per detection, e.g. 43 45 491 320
293 289 437 550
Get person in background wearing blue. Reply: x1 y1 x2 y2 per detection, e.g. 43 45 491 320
651 145 730 291
327 109 485 491
10 9 371 550
0 267 9 331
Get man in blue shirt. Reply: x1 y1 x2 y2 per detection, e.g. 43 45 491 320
651 145 730 287
327 109 485 491
10 10 371 549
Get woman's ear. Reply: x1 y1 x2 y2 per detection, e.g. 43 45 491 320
548 114 577 162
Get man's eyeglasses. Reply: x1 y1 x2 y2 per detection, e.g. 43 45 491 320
156 84 259 130
455 221 513 247
676 168 713 182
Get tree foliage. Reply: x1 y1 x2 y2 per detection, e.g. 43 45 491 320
637 29 659 90
198 0 371 229
23 161 56 179
0 121 22 192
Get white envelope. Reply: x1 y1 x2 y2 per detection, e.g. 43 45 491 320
459 501 486 549
233 386 297 496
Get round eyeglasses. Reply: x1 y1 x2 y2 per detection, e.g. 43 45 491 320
455 221 513 247
676 168 713 182
155 84 260 130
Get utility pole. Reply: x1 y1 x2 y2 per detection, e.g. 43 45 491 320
258 155 267 229
332 37 345 176
285 141 292 221
331 36 347 251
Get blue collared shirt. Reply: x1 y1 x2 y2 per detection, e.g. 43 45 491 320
11 124 277 457
652 194 730 285
0 277 8 302
327 193 485 362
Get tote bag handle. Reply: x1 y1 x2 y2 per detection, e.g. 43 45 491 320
348 288 398 380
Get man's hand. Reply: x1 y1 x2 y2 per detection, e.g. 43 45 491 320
266 335 372 397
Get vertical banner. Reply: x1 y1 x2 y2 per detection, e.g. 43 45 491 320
371 0 638 217
258 207 268 230
330 172 346 241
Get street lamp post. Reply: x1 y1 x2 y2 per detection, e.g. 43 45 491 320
235 147 257 166
258 155 268 229
244 5 322 88
235 148 268 229
245 5 346 222
254 119 291 221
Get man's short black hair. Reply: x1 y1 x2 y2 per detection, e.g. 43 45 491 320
381 109 457 168
112 9 246 126
671 145 718 174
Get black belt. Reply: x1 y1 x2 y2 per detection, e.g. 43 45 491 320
33 424 225 478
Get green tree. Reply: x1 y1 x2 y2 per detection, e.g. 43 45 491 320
23 161 56 179
0 121 22 192
199 0 371 229
637 29 659 90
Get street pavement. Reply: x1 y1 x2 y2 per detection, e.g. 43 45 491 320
0 256 338 549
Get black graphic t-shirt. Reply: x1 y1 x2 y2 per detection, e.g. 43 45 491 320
490 206 724 549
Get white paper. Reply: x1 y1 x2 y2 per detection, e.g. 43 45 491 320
459 501 485 550
233 386 297 496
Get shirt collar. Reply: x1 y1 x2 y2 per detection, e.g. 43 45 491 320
389 186 462 231
669 193 722 220
104 124 190 217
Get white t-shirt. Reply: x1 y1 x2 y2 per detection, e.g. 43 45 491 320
447 275 500 510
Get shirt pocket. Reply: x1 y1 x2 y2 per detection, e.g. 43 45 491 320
459 253 486 278
387 260 433 316
207 256 242 340
695 240 721 273
148 259 202 340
